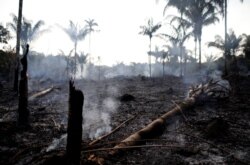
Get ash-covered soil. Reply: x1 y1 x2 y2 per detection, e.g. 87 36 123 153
0 75 249 165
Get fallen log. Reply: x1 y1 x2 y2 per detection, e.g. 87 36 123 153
109 98 195 155
28 87 54 101
88 79 230 164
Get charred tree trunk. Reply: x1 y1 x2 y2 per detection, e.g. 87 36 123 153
14 0 23 91
18 44 29 127
66 80 84 165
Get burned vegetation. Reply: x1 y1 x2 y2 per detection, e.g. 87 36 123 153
0 67 250 165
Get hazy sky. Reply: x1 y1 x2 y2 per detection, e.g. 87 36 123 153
0 0 249 65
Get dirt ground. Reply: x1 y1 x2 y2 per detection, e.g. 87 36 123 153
0 75 249 165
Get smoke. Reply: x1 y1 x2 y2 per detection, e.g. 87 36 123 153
82 84 119 139
45 134 67 152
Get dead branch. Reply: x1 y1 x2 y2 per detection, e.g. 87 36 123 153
89 115 135 146
28 87 54 101
85 144 183 153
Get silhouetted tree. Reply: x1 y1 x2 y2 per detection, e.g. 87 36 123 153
170 0 220 69
210 0 244 75
0 24 11 44
159 24 191 76
59 49 74 77
139 19 161 77
60 21 88 77
84 18 99 63
8 14 46 54
208 30 243 56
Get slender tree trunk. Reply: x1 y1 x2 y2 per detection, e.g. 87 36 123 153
67 80 84 165
180 45 183 77
162 59 165 78
18 44 29 127
194 38 197 61
149 38 152 77
198 38 202 69
89 32 92 63
224 0 228 76
14 0 23 91
74 41 77 77
184 51 187 76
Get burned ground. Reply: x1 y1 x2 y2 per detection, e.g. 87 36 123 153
0 75 249 165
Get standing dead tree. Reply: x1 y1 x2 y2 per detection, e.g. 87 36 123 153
18 44 29 127
66 80 84 165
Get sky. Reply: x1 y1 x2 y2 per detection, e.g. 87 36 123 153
0 0 250 66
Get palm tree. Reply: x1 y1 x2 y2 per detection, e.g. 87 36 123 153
59 49 74 77
164 0 220 69
210 0 244 74
84 18 99 63
139 18 161 77
8 14 46 54
186 0 219 69
78 52 88 77
208 30 243 56
159 24 191 76
60 21 88 76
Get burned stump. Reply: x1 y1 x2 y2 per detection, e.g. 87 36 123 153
66 80 84 165
18 44 29 127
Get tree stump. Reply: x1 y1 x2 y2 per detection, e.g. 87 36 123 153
66 80 84 165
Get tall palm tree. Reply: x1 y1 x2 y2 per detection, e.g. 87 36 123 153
170 0 220 69
208 30 243 56
84 18 99 63
8 14 46 54
60 21 88 76
210 0 244 74
139 18 161 77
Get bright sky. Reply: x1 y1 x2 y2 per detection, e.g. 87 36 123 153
1 0 250 65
